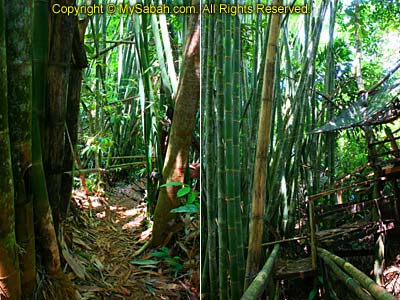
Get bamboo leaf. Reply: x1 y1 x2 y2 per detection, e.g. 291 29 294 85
177 186 191 197
160 181 183 187
130 259 159 265
170 204 199 214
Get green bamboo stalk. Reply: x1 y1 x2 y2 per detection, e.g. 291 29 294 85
324 0 338 202
133 15 158 208
232 2 245 286
241 245 280 300
158 0 178 95
32 0 61 275
5 1 37 297
203 9 218 299
150 13 173 95
0 0 22 297
215 3 229 298
233 2 245 288
224 8 243 299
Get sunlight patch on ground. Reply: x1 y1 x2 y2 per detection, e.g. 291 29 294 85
120 208 139 218
122 214 146 230
73 192 104 209
96 211 106 219
109 205 126 211
140 227 152 241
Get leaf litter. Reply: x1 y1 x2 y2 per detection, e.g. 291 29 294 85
63 183 199 300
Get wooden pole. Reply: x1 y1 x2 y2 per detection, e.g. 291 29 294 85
308 196 317 270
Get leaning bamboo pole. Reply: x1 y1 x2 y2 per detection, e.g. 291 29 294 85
241 245 280 300
64 161 148 175
319 248 374 300
318 248 396 300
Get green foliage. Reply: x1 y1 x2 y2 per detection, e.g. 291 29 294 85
150 246 183 276
84 174 102 191
175 186 199 212
177 186 191 197
161 182 200 214
170 204 199 213
337 0 398 60
308 276 324 300
336 129 368 177
308 288 318 300
160 181 183 187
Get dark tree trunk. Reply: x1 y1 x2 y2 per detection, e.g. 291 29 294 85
61 20 88 215
43 0 76 232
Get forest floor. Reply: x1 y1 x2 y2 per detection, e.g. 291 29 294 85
62 182 199 300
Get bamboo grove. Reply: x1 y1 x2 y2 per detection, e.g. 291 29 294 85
201 0 399 298
77 0 199 247
1 0 197 298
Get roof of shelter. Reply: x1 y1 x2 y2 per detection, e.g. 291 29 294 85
313 62 400 133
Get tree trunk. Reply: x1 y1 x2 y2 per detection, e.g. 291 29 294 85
61 20 88 216
44 0 76 232
150 3 200 247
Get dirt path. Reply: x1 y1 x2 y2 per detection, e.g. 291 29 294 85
63 184 199 299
